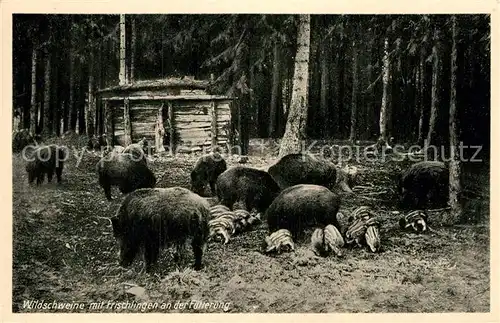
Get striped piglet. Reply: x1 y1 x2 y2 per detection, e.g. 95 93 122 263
310 224 345 257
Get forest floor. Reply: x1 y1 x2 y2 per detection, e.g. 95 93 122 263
12 137 490 313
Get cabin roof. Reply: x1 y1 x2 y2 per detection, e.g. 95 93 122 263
97 77 210 93
101 95 235 101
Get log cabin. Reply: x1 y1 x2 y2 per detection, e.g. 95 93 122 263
97 77 235 153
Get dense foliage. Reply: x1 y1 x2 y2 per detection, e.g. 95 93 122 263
12 14 490 149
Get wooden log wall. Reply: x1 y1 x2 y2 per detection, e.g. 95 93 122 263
110 99 232 150
171 100 231 148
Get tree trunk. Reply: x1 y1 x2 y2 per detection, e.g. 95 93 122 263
365 37 375 139
43 48 51 136
379 37 390 142
62 97 68 133
29 45 38 136
336 19 345 138
279 66 290 137
75 105 80 134
69 17 77 132
119 14 127 86
449 16 462 222
210 101 218 149
349 39 359 142
417 47 426 145
331 45 339 138
249 66 257 138
238 91 250 156
279 14 311 158
308 20 320 139
23 83 30 129
130 16 136 83
69 56 76 131
37 101 42 132
426 28 441 149
319 40 329 137
98 41 107 134
104 101 113 148
95 43 102 136
85 49 96 137
123 98 132 146
269 40 281 138
52 57 60 136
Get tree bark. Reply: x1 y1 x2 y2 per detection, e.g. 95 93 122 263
52 56 60 136
86 50 96 137
119 14 127 86
123 98 132 145
249 65 257 138
69 16 77 132
279 66 290 137
43 48 51 136
269 40 281 138
104 101 113 148
95 42 102 136
449 16 462 222
210 101 218 149
98 41 108 134
335 18 345 138
365 37 375 139
349 39 359 142
63 97 68 133
75 104 80 134
30 45 38 136
37 101 42 132
130 16 136 83
417 47 426 145
331 44 339 138
426 28 441 148
319 39 329 137
69 56 76 131
238 92 249 156
279 14 311 158
68 62 75 131
379 37 390 142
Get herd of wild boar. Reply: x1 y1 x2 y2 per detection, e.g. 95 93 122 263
23 138 449 273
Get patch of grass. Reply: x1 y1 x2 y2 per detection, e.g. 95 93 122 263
12 140 490 313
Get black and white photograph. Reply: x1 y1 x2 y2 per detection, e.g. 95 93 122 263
6 5 495 316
